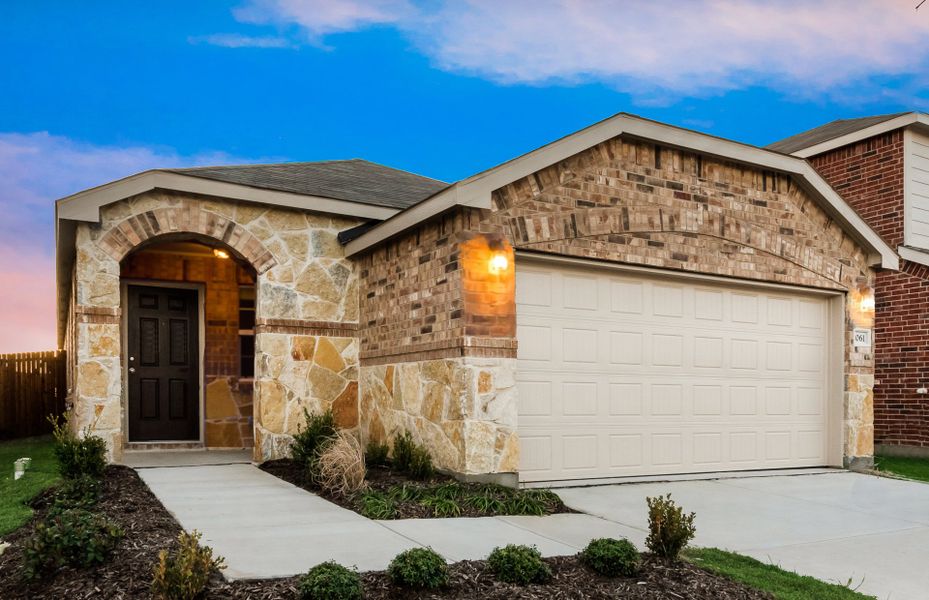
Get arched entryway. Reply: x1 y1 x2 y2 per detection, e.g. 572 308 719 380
120 234 258 449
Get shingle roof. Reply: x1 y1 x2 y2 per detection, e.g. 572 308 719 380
767 113 909 154
166 158 449 210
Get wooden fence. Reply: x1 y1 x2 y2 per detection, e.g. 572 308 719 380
0 351 67 439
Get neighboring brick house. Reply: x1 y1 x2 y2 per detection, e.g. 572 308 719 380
56 113 897 484
770 112 929 458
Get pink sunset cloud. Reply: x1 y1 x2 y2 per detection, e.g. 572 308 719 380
0 132 261 353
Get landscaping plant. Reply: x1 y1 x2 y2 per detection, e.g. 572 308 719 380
298 561 363 600
487 544 552 585
292 409 337 471
152 530 225 600
47 474 102 515
364 440 390 467
49 414 107 480
645 493 696 559
23 508 124 579
387 547 448 589
356 489 397 520
580 537 639 577
315 431 367 497
391 431 434 480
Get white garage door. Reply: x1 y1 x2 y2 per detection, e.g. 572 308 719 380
516 259 835 483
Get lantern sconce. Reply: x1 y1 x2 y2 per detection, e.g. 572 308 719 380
487 242 510 276
851 277 875 328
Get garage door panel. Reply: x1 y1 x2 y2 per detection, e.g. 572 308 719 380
517 261 832 482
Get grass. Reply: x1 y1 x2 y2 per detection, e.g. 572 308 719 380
874 453 929 483
0 435 59 536
684 547 875 600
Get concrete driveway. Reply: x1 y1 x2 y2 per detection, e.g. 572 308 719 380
557 470 929 600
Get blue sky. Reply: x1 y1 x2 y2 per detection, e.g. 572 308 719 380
1 0 928 350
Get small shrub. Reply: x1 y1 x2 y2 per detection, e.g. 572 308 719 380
356 490 397 520
487 544 552 585
645 493 696 559
364 441 390 467
49 414 107 479
580 538 639 577
391 431 416 472
48 475 102 515
298 561 363 600
391 432 434 480
152 530 225 600
387 547 448 589
407 446 434 480
315 432 367 497
292 409 337 470
23 509 123 579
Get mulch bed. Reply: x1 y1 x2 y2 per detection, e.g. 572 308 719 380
260 458 574 519
211 555 772 599
0 465 771 599
0 465 184 600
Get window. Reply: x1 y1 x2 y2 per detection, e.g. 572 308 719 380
238 286 255 378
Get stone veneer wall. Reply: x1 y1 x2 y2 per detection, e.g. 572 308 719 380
121 247 256 448
69 190 364 461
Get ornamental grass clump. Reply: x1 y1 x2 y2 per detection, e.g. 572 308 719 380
580 537 639 577
645 493 696 559
152 530 225 600
487 544 552 585
314 431 367 497
387 547 448 589
298 561 363 600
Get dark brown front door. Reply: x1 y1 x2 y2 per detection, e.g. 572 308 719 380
127 285 200 441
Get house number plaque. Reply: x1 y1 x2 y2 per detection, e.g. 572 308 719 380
853 328 872 348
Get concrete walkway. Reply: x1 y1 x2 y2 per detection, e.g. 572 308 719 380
558 471 929 600
138 464 636 580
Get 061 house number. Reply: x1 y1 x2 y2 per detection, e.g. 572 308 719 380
853 328 872 348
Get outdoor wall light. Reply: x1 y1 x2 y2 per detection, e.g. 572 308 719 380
213 248 230 259
488 251 509 275
850 277 875 328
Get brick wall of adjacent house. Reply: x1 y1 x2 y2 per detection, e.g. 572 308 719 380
808 129 929 450
809 131 905 246
121 248 256 448
358 136 879 476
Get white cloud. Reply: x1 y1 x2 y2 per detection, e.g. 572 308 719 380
228 0 929 98
234 0 414 37
188 33 293 48
0 132 272 352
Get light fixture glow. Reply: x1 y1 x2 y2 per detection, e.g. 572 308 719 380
488 252 509 275
213 248 230 259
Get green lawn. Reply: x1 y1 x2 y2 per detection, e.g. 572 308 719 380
874 454 929 483
0 435 59 537
685 547 875 600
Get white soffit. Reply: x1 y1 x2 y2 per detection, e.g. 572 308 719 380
345 113 898 270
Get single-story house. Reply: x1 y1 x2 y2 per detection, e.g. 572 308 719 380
56 113 896 485
771 111 929 458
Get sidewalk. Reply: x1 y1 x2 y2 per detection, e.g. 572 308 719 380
137 463 640 580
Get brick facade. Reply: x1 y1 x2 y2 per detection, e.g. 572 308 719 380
358 135 878 475
809 131 929 451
